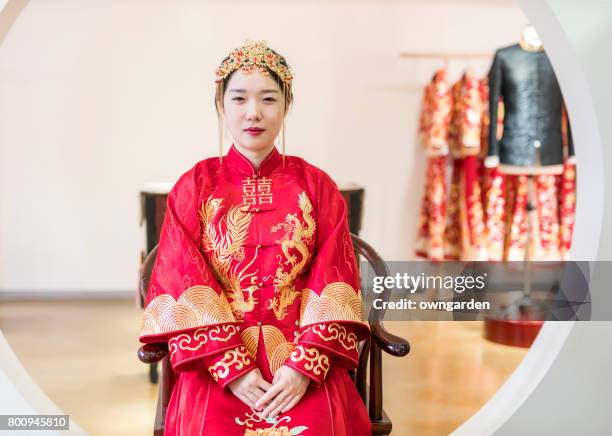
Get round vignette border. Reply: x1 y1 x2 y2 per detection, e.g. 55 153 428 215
0 1 606 435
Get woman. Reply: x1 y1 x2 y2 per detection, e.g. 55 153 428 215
139 41 371 435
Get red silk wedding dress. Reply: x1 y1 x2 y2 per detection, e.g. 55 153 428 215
139 145 371 435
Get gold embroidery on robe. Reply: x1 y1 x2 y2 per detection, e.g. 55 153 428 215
208 346 252 381
241 176 273 205
199 196 259 321
257 177 273 204
300 282 365 327
241 177 258 205
262 325 297 374
269 192 316 320
140 286 236 337
305 323 358 352
240 326 260 360
168 324 239 359
245 428 292 436
240 325 296 375
289 345 330 377
236 408 307 434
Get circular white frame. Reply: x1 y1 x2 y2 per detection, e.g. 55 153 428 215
0 1 607 435
455 1 605 434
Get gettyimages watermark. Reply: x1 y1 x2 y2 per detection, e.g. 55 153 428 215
360 261 593 321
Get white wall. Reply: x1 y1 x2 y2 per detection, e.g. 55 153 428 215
0 0 526 293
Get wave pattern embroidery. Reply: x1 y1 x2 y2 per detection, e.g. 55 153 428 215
300 282 365 327
140 286 235 337
239 325 296 376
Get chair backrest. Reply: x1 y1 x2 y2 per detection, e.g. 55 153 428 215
350 234 392 325
350 233 392 420
139 244 158 305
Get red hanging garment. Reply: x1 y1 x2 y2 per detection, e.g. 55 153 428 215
415 69 452 261
444 72 487 261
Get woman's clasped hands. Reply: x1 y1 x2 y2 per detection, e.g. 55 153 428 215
228 366 310 419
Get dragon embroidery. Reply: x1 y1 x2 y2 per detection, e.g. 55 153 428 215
268 192 316 320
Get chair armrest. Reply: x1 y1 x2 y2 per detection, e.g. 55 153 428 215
138 343 168 364
370 322 410 357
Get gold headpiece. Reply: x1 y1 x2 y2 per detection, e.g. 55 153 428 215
215 40 293 84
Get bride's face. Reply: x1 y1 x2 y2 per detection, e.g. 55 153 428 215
222 69 285 154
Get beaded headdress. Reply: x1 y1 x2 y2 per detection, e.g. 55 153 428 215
215 40 293 85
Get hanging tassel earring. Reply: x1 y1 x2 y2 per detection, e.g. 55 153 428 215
218 116 224 163
282 117 286 166
216 82 225 164
281 82 287 166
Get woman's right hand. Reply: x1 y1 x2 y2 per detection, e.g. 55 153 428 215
228 368 272 409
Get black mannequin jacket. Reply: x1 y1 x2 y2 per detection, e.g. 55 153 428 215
488 43 574 170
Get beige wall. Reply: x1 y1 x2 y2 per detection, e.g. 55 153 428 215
0 0 526 293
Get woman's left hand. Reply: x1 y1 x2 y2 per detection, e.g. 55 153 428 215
255 365 310 418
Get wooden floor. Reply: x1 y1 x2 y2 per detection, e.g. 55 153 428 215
0 300 527 436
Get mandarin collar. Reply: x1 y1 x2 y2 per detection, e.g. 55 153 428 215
224 144 282 176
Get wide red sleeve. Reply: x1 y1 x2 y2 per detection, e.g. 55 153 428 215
283 171 370 387
139 164 256 386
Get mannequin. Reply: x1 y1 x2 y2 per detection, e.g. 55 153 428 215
485 25 574 176
520 24 543 51
483 26 577 262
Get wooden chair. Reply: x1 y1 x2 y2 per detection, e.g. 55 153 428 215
138 234 410 435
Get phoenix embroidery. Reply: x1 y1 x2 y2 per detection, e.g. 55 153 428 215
199 196 259 321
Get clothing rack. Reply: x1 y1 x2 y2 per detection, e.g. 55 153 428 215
399 51 492 69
